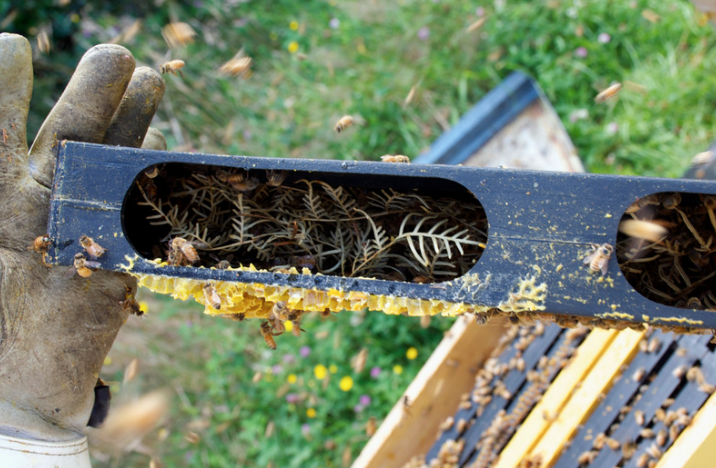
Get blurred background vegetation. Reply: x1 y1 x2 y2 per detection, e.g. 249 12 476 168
4 0 716 466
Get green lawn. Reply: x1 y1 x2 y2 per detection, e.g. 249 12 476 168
8 0 716 466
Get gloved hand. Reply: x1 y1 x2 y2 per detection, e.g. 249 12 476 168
0 33 165 442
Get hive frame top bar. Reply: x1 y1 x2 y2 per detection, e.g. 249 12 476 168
50 141 716 328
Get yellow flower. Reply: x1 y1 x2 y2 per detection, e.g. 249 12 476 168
285 320 294 332
287 374 297 384
393 365 403 375
104 356 112 365
288 41 299 53
307 408 317 418
329 364 338 374
314 364 328 380
406 347 418 360
339 376 353 392
289 21 299 31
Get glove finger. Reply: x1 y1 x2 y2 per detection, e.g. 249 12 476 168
141 127 168 151
29 44 136 187
0 34 33 169
103 67 165 148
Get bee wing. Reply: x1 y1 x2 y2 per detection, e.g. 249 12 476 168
64 266 77 279
85 260 102 270
582 252 596 265
599 257 609 275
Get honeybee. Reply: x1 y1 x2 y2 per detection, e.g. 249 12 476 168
583 243 614 275
218 52 252 78
216 260 231 269
656 429 667 447
266 170 287 187
260 320 277 350
636 453 650 468
645 443 662 459
65 253 100 278
618 219 667 242
622 441 637 460
144 166 160 178
28 234 52 265
635 409 645 426
439 416 454 432
595 82 622 103
640 428 656 439
160 60 185 77
230 175 260 192
352 348 368 373
162 22 196 48
466 17 487 33
203 283 222 310
605 437 621 450
334 115 354 133
404 84 417 106
633 366 646 382
578 451 597 464
37 30 51 54
380 154 410 163
662 192 681 210
268 302 286 336
120 285 143 316
170 237 199 264
647 337 661 353
80 235 106 259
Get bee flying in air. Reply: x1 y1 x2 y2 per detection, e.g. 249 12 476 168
65 253 101 278
160 60 185 77
218 50 253 78
37 30 51 54
162 22 196 48
380 154 410 163
80 235 106 259
583 243 614 275
334 115 354 133
595 82 622 103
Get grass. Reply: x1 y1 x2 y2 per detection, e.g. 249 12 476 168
9 0 716 466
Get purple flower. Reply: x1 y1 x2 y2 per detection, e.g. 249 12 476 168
574 47 588 58
354 404 364 413
417 27 430 41
300 346 311 358
272 364 283 374
329 18 340 29
359 395 371 406
370 366 382 378
283 354 296 364
286 393 299 403
476 7 485 17
301 423 311 435
598 33 611 44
